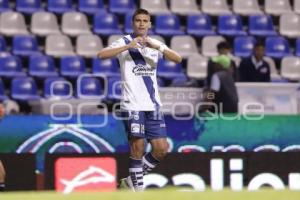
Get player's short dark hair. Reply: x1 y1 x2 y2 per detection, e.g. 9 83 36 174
217 41 231 50
132 8 150 21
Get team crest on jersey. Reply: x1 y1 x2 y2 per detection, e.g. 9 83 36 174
132 64 155 76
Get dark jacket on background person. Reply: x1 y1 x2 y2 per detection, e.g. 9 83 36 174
239 56 271 82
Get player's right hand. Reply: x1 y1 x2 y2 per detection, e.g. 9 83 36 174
127 37 144 49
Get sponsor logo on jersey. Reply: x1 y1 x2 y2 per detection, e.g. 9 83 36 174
132 64 155 76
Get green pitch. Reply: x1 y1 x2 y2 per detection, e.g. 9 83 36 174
1 188 300 200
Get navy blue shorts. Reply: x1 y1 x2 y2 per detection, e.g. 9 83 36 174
121 110 167 140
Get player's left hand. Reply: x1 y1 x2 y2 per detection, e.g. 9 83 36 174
144 37 160 50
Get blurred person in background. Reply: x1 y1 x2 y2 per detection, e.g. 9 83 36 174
206 41 239 86
98 8 182 191
201 55 239 113
239 42 271 82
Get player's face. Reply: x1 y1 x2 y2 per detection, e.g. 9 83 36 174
254 46 265 60
132 14 151 36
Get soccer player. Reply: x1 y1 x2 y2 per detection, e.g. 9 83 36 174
98 8 182 191
0 103 5 191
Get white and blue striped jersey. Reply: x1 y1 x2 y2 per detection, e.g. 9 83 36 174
109 34 166 111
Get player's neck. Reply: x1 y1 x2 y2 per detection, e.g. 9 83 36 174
131 32 147 38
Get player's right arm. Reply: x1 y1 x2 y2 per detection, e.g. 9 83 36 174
0 104 4 119
97 37 142 59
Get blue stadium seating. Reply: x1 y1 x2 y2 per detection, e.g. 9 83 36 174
107 75 122 100
0 36 7 52
11 77 40 100
249 15 277 36
29 55 58 78
60 56 86 78
296 39 300 57
265 36 291 58
78 0 104 14
0 55 26 77
187 14 215 36
44 77 72 98
92 58 120 76
155 14 184 36
0 0 11 12
0 78 7 101
77 77 103 99
157 59 185 79
109 0 135 14
47 0 74 14
16 0 44 14
93 11 123 35
218 14 246 36
12 35 40 56
234 36 256 57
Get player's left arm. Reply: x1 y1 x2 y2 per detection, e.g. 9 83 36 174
0 104 4 119
145 37 182 64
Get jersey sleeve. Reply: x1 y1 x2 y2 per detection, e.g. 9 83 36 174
108 38 126 59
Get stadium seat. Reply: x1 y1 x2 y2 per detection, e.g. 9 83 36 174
170 35 198 58
93 12 122 36
107 35 123 46
140 0 170 15
77 77 103 99
233 0 263 15
109 0 135 14
0 55 26 77
92 58 120 76
295 0 300 14
11 77 40 100
0 36 7 52
76 34 103 58
201 36 225 57
78 0 104 15
248 15 277 36
0 11 28 36
0 0 11 12
157 59 184 79
187 54 208 79
31 12 60 36
296 39 300 56
47 0 74 14
12 35 40 56
279 13 300 38
170 0 201 15
280 56 300 81
61 12 91 36
155 14 184 36
45 35 75 57
150 35 166 44
107 76 122 100
265 36 291 58
44 77 72 99
233 36 256 57
263 56 282 81
201 0 232 16
60 56 86 78
187 14 215 36
218 14 247 36
265 0 292 16
29 54 58 78
16 0 44 14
